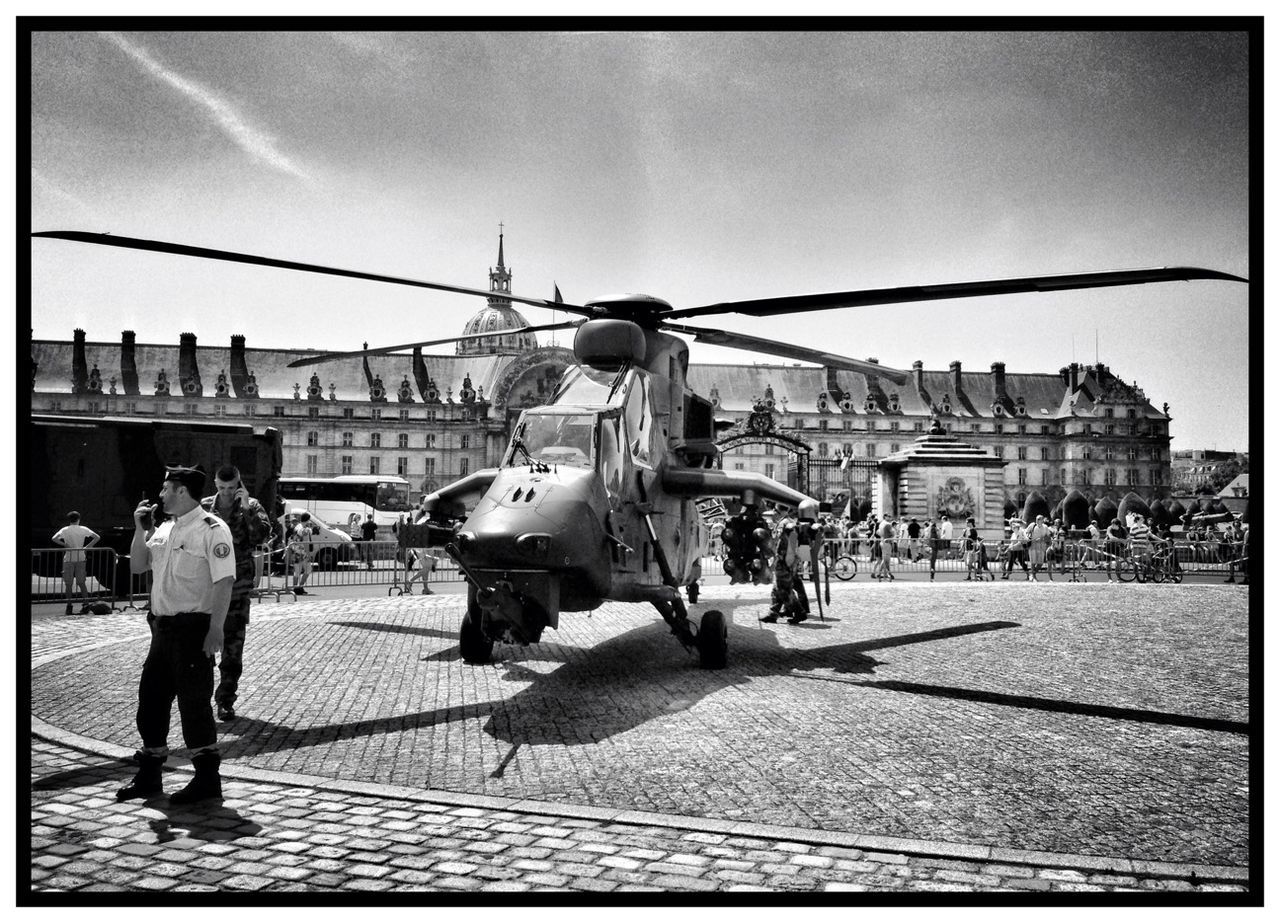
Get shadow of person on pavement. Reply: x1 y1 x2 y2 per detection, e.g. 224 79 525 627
146 803 263 844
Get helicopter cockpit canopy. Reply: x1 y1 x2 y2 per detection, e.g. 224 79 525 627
509 411 597 469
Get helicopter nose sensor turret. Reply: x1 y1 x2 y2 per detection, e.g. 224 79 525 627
451 465 613 647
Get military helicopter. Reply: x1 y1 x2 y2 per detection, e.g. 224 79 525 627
32 230 1246 668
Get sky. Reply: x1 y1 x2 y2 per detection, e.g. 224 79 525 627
26 28 1252 451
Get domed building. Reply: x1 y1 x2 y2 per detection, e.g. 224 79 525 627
456 231 540 357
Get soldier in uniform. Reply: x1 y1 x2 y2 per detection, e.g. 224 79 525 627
201 464 271 721
117 465 234 804
763 514 811 624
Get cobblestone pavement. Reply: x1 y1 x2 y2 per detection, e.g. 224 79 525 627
29 581 1252 894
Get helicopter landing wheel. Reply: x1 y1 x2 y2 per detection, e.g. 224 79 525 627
696 610 728 670
460 595 494 665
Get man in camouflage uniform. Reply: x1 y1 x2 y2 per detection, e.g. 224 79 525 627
201 464 271 721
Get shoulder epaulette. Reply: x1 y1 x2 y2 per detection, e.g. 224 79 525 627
204 515 221 528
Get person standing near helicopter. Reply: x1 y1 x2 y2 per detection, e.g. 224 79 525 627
763 513 810 624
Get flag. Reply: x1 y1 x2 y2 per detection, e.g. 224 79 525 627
553 282 563 304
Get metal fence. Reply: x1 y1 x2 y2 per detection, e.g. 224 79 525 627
767 537 1248 580
253 540 462 598
34 532 1247 611
31 546 129 610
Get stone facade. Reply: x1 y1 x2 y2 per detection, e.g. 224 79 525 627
29 238 1175 511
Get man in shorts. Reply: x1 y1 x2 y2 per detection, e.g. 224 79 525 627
52 511 100 614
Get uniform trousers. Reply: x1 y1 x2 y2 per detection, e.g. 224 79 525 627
215 595 250 708
137 612 217 752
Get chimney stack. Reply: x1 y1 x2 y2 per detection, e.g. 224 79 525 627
1069 362 1080 391
990 361 1007 398
72 329 88 394
230 334 248 397
949 360 962 397
912 360 924 393
178 332 202 397
120 330 140 395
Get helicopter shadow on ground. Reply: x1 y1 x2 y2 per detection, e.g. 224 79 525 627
213 607 1020 761
326 617 586 664
479 604 1023 748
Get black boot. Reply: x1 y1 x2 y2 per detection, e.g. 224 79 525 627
117 752 166 801
169 752 223 804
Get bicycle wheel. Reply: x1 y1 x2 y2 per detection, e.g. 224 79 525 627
1115 559 1136 583
1167 566 1183 585
833 555 857 581
1148 562 1165 584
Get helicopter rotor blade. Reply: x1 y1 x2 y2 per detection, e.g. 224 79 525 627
662 266 1248 321
31 231 596 318
662 321 911 385
285 320 584 368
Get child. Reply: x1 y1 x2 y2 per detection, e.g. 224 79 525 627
974 537 995 581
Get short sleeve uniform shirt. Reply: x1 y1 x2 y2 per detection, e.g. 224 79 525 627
146 507 236 616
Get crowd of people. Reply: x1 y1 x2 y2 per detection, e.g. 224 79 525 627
729 506 1250 591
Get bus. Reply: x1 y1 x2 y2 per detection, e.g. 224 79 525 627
277 475 412 535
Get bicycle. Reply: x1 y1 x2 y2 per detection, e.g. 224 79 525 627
832 554 858 580
1116 542 1183 584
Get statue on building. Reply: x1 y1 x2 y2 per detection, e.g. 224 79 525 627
1162 402 1170 416
445 388 454 404
424 378 440 403
293 382 301 401
87 364 103 394
329 383 337 401
708 385 720 408
215 369 230 398
307 373 323 401
460 374 476 403
154 369 171 396
109 376 118 395
244 371 259 398
398 376 415 403
476 386 485 402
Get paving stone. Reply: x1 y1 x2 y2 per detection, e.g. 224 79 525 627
28 591 1253 895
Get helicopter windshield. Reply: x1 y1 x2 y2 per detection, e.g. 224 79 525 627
509 412 597 469
553 366 628 407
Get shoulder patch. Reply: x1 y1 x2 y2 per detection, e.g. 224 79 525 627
214 542 231 559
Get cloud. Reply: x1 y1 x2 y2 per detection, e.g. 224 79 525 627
100 31 315 186
32 169 100 222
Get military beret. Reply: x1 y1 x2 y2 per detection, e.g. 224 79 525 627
164 464 207 495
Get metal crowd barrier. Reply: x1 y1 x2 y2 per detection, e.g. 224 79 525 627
251 539 463 597
711 536 1248 581
30 545 128 610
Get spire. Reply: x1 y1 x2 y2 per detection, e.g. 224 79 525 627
488 224 512 299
